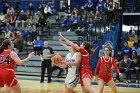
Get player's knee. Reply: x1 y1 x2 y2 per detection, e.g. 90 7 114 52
84 86 92 92
98 86 104 92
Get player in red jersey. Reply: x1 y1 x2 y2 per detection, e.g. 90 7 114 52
93 46 122 93
0 39 34 93
59 33 97 93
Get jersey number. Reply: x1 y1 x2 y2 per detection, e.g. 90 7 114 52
4 55 10 65
104 64 109 72
0 55 10 65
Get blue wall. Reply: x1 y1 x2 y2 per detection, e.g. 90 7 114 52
90 21 121 74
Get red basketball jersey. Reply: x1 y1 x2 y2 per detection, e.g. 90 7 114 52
0 50 16 69
79 48 90 69
94 56 120 76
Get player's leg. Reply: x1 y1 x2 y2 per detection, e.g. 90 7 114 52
65 86 77 93
98 79 105 93
6 83 21 93
107 80 117 93
82 78 97 93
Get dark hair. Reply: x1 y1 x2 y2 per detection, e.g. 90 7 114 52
83 42 93 55
105 46 112 51
104 46 112 56
0 39 11 54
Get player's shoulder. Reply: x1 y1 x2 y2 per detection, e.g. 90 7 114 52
10 51 18 57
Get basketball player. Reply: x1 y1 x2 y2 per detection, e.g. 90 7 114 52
93 46 122 93
0 39 34 93
59 33 97 93
58 38 81 93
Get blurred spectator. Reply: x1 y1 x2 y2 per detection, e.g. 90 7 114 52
14 3 20 15
127 36 135 48
87 17 95 35
115 50 123 81
28 24 38 41
26 12 34 26
80 17 87 29
119 55 132 83
34 11 42 28
13 31 23 52
3 22 13 32
79 6 87 18
105 0 113 11
10 12 17 26
0 13 5 30
5 12 12 23
49 0 57 14
98 44 106 57
22 27 30 44
38 15 46 31
121 41 132 57
44 4 52 18
4 28 11 38
38 4 44 14
15 10 27 27
60 0 68 13
33 36 43 55
62 15 71 31
130 50 140 83
94 8 102 23
131 31 138 43
75 26 85 36
97 0 105 12
7 7 14 15
12 28 17 39
132 43 140 57
0 13 5 22
69 15 80 31
84 0 94 12
71 8 78 19
2 2 9 14
28 3 35 16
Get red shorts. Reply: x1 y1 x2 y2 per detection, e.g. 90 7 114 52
0 68 18 87
80 68 92 86
98 73 112 83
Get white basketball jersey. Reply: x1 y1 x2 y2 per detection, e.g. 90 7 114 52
66 52 79 75
65 52 80 89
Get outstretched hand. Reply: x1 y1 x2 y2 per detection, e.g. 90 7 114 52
28 52 35 59
59 32 65 40
59 38 63 44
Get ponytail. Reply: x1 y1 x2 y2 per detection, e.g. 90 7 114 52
0 39 11 54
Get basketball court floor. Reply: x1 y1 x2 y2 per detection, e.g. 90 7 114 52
0 75 140 93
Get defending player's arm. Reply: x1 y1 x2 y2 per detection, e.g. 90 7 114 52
112 58 122 77
59 38 71 51
10 51 34 65
66 52 81 66
93 58 101 81
59 32 80 51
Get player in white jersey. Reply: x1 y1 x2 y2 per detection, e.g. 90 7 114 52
58 38 81 93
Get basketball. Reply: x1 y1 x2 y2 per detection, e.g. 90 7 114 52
52 53 63 65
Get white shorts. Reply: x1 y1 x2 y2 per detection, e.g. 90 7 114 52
65 72 79 89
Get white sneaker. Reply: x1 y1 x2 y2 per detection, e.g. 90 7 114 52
67 29 71 32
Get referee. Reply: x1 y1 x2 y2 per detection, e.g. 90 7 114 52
40 41 54 83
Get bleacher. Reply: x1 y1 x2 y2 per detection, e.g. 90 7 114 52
0 0 139 83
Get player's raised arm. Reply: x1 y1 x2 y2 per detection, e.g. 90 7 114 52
59 32 80 51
